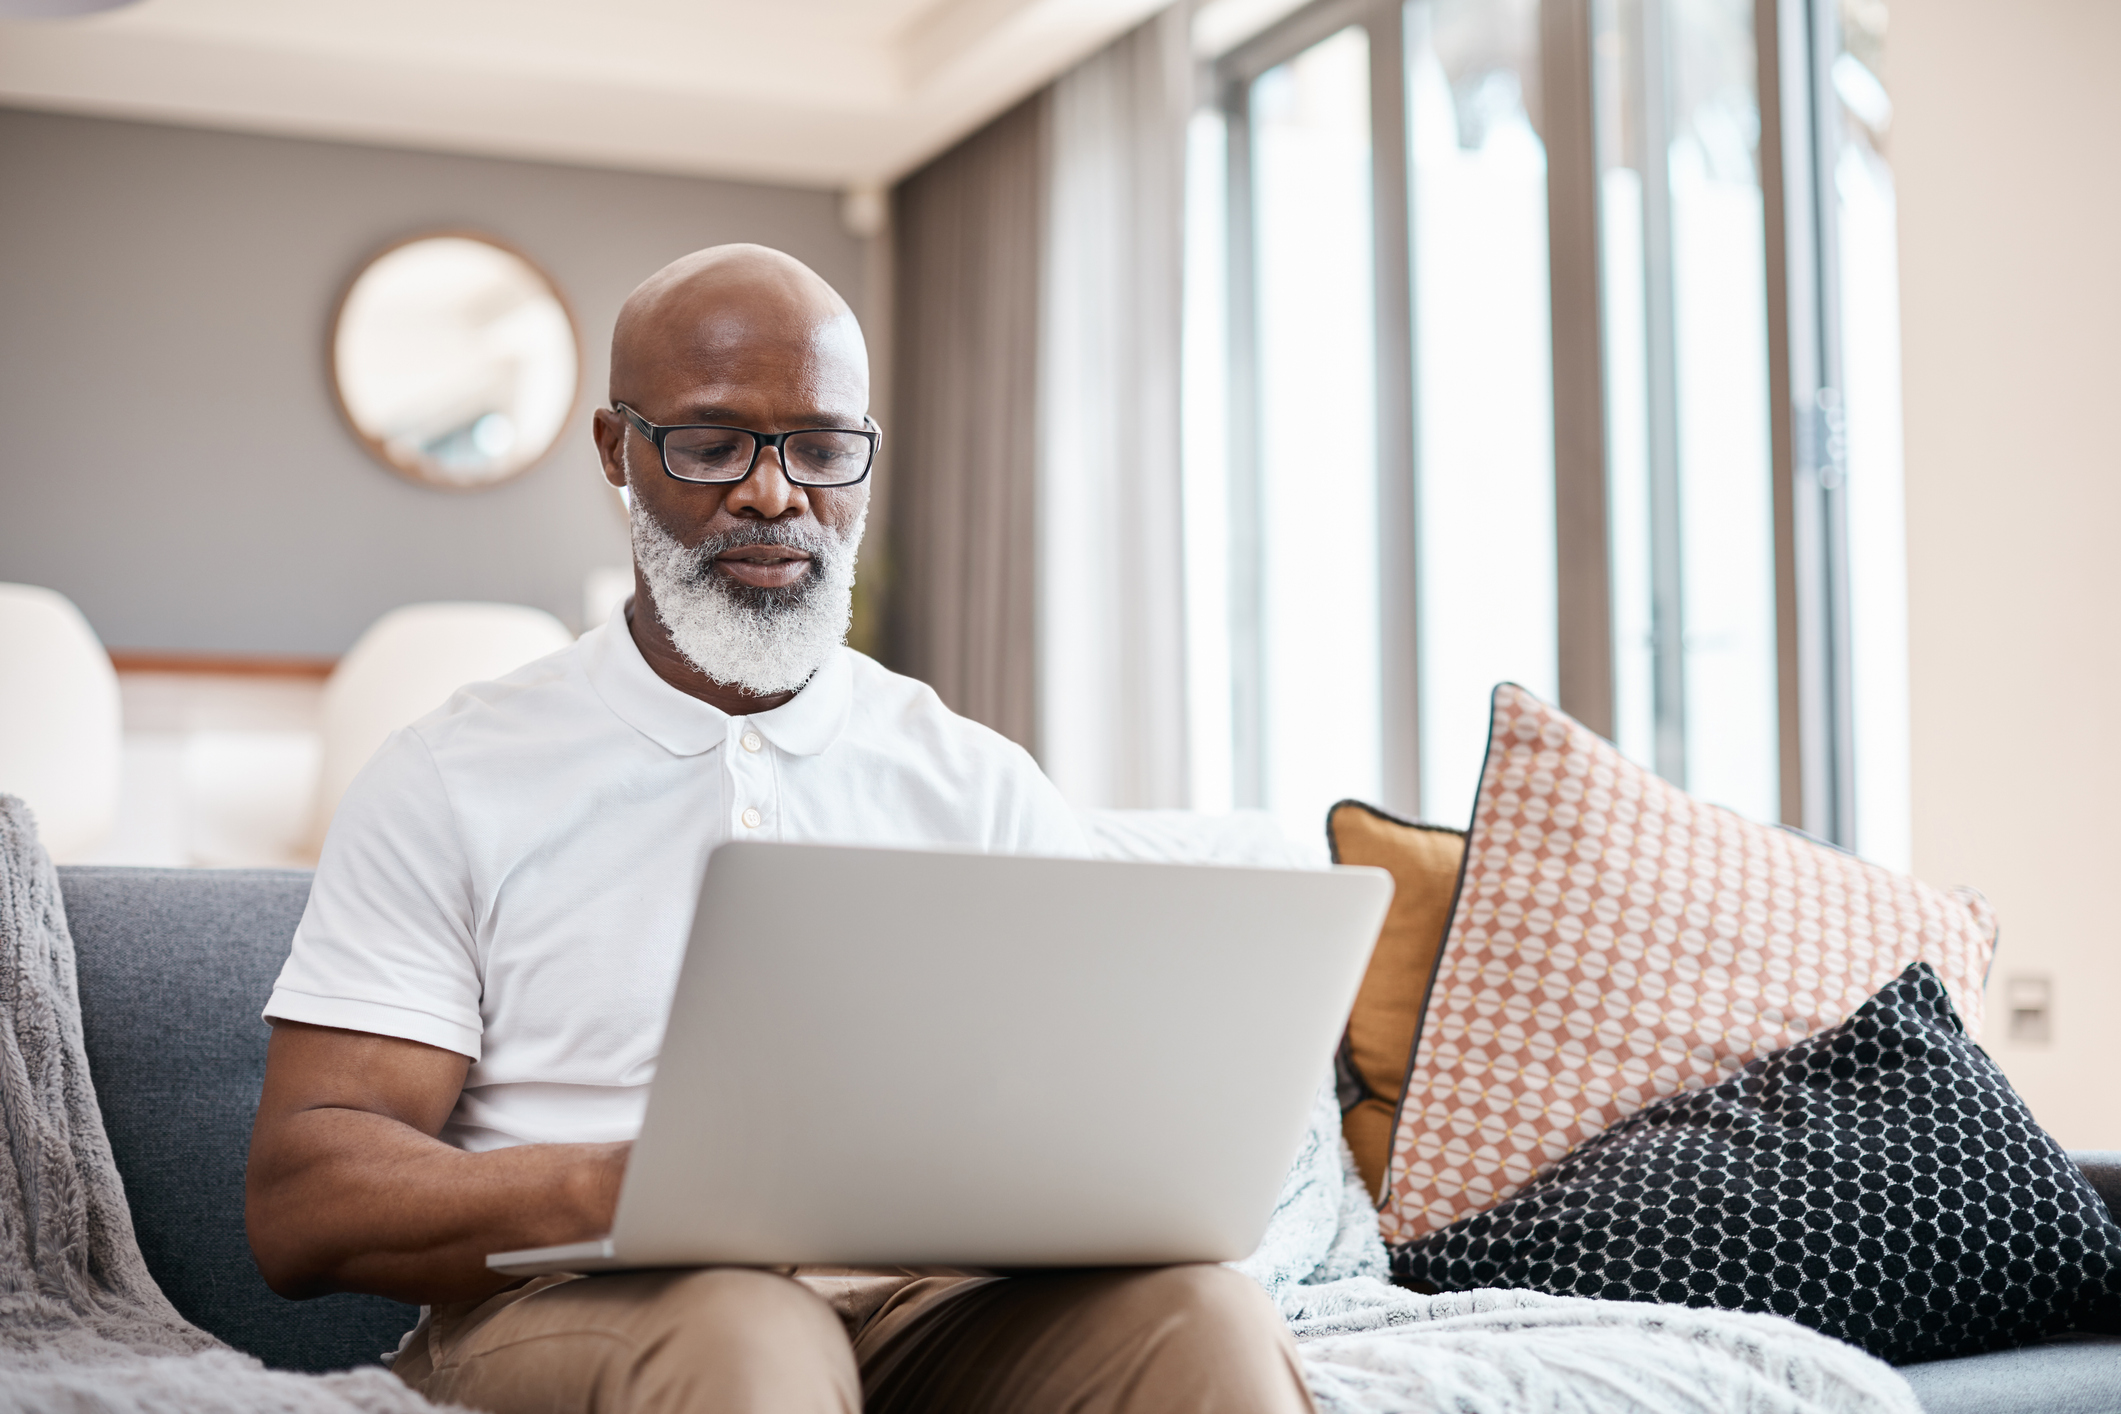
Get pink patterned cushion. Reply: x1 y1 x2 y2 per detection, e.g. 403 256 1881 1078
1375 685 1997 1245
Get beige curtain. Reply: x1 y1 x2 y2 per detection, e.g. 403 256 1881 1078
885 12 1192 798
885 97 1047 752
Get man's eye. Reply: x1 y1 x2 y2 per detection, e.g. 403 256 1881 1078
793 435 865 470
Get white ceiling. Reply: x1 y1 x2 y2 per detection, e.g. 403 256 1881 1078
0 0 1170 191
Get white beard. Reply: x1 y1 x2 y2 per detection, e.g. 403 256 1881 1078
630 502 866 697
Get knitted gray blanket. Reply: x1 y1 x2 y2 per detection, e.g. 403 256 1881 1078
0 796 439 1413
1234 1084 1922 1414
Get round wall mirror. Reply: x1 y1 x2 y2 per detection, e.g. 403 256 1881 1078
332 233 580 490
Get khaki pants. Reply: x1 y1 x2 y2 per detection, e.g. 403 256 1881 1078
392 1265 1315 1414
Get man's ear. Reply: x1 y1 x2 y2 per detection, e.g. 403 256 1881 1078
592 408 629 491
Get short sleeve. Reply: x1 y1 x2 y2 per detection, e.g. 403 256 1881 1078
263 727 485 1059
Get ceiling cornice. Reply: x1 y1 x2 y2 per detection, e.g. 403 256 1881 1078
0 0 1167 190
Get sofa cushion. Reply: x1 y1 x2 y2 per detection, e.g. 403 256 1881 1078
1076 808 1317 868
58 865 419 1372
1900 1334 2121 1414
1389 962 2121 1365
1377 684 1999 1244
1325 803 1466 1199
2074 1152 2121 1223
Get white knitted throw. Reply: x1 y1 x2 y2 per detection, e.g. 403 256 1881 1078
0 796 445 1414
1234 1084 1922 1414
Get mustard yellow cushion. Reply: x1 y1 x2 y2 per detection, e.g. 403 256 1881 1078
1326 801 1466 1201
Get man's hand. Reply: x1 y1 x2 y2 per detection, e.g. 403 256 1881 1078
246 1021 628 1305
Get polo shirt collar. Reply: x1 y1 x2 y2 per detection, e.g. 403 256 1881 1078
751 647 852 756
584 602 852 759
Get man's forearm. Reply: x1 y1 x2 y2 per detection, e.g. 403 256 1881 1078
246 1021 628 1305
247 1107 625 1304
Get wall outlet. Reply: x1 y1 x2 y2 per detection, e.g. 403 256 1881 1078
2005 974 2052 1046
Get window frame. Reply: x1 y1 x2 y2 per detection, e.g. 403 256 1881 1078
1213 0 1420 816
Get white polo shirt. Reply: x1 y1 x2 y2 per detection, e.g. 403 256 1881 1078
264 608 1087 1152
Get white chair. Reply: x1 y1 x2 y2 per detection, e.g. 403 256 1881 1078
0 584 122 861
309 603 574 850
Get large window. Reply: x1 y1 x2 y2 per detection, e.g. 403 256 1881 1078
1596 0 1780 824
1186 0 1909 850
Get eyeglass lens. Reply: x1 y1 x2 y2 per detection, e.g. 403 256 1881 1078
662 427 870 485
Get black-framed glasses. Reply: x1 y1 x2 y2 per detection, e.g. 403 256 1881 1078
614 403 879 487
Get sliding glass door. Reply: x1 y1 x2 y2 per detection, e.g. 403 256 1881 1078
1406 0 1558 825
1247 29 1386 843
1596 0 1781 824
1830 1 1910 869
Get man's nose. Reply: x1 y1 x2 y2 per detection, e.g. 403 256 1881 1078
722 445 808 520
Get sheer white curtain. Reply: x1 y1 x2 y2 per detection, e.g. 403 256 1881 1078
1037 6 1192 809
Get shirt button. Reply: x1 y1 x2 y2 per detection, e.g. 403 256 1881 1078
741 807 762 829
741 731 763 753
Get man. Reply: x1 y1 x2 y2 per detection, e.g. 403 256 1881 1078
247 244 1313 1414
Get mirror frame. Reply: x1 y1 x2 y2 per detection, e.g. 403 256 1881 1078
328 229 584 492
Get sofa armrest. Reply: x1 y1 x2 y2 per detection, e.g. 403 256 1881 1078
2071 1151 2121 1224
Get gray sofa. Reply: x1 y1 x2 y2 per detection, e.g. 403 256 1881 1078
62 866 419 1373
56 865 2121 1410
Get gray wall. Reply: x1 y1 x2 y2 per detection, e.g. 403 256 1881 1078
0 108 864 655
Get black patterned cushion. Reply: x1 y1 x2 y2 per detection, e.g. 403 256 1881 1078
1389 962 2121 1364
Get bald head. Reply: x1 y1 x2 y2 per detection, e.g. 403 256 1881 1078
609 244 866 411
591 244 874 714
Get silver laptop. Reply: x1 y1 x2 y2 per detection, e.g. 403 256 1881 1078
490 841 1391 1275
